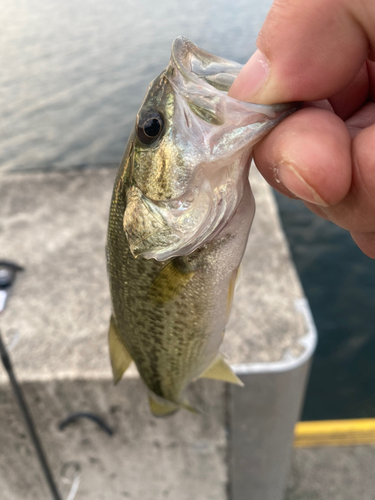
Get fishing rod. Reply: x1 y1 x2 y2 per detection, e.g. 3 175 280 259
0 261 62 500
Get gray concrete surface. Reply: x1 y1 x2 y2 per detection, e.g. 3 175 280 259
0 378 227 500
0 166 327 499
286 445 375 500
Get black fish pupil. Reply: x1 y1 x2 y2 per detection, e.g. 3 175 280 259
144 118 161 138
137 112 164 144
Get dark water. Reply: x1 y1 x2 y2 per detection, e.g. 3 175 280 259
275 193 375 421
2 0 375 421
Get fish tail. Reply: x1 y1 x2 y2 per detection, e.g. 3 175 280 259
181 400 201 415
148 394 179 418
148 393 201 417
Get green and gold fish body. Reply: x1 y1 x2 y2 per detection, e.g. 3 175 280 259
107 37 297 416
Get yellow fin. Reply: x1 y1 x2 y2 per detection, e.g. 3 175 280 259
200 354 244 386
108 315 133 384
181 400 201 415
149 260 195 304
226 266 241 322
226 269 237 322
148 394 200 417
235 264 242 290
148 395 179 418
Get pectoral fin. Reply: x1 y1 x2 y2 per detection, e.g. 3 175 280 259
226 266 242 322
200 354 244 386
108 315 133 384
149 260 195 304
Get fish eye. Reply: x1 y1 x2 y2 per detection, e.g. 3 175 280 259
137 111 164 145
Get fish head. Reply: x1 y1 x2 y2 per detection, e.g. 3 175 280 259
123 37 298 261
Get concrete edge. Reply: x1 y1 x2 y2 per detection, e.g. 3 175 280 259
232 298 317 375
0 297 317 385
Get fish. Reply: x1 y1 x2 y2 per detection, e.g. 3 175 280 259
106 36 297 417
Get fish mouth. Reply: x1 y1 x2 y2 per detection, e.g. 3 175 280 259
124 159 246 262
170 36 299 116
170 37 243 93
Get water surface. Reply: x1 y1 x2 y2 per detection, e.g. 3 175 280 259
1 0 271 172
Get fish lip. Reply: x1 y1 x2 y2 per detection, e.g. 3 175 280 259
170 36 300 117
170 36 241 83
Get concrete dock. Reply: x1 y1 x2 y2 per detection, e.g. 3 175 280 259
0 166 374 499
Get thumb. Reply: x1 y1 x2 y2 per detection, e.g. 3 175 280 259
229 0 373 104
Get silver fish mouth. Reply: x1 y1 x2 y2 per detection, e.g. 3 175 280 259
123 160 246 261
170 36 299 117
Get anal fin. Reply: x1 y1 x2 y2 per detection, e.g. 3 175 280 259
200 354 244 386
108 314 133 384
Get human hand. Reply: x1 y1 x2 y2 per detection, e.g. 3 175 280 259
229 0 375 258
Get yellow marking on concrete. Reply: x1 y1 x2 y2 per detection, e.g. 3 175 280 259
294 419 375 448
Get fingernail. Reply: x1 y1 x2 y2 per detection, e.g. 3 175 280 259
229 49 269 101
278 163 328 206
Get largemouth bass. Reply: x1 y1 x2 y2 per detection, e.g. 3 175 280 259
106 37 296 417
